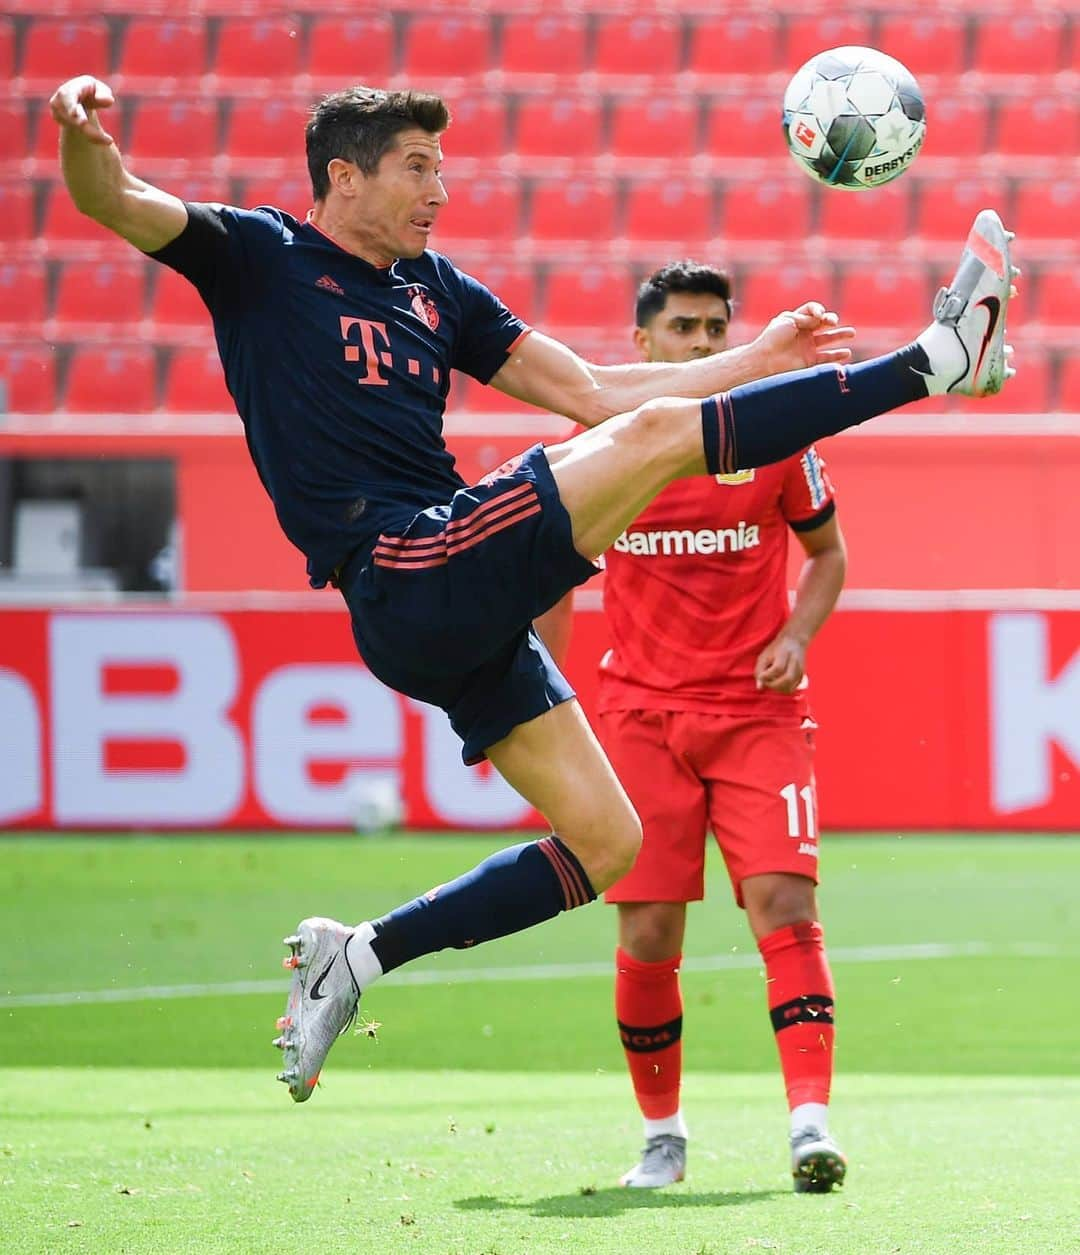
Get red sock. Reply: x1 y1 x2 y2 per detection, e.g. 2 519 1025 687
757 921 835 1109
615 947 683 1120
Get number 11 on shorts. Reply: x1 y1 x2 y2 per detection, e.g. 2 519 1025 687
780 783 816 840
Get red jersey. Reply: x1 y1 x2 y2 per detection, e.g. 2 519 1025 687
596 447 835 717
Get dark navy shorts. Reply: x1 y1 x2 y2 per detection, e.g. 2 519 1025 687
339 444 598 763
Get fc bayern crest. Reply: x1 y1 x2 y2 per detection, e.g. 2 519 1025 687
408 286 440 331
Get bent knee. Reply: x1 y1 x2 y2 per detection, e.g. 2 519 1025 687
564 805 642 895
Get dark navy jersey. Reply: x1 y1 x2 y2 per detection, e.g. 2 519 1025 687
148 203 529 586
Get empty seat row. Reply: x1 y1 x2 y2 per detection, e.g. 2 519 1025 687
7 177 1078 255
7 12 1077 89
6 341 1074 416
12 92 1078 169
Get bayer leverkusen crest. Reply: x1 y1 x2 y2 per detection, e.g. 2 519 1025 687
408 286 440 331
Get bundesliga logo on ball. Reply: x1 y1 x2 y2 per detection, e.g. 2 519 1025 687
782 45 927 191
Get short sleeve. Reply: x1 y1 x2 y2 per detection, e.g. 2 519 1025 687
782 445 837 532
452 268 530 383
145 202 286 314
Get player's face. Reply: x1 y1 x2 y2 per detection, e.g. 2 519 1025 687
353 129 447 262
635 292 731 363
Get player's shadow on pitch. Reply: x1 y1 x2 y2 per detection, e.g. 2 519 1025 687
456 1187 784 1218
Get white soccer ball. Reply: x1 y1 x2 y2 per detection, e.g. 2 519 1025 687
782 46 926 191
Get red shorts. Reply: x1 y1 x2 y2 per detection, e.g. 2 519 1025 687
599 708 820 908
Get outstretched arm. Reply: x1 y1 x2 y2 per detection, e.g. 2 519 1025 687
488 305 856 428
50 76 188 253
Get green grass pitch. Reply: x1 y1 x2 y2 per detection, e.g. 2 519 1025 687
2 833 1079 1253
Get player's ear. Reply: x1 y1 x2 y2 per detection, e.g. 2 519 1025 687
632 326 651 360
325 157 359 197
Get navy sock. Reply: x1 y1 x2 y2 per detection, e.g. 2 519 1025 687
701 344 931 474
369 835 596 974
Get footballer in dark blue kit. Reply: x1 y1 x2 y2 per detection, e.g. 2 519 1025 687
52 71 1017 1138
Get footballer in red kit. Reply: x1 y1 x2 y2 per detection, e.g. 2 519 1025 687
538 262 848 1193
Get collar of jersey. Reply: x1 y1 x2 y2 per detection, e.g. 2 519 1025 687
302 215 401 281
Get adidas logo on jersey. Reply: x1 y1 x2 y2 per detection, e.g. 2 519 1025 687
613 522 761 557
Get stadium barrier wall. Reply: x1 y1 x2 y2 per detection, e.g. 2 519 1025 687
2 598 1079 831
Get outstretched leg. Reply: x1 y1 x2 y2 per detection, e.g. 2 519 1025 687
548 210 1016 561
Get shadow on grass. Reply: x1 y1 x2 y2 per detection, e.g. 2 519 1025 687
457 1186 784 1218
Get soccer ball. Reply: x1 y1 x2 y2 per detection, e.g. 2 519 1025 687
782 46 926 191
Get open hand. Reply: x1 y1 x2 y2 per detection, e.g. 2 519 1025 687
49 76 116 146
755 302 855 375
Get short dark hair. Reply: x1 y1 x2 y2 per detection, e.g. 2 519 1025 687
305 87 451 200
635 261 733 327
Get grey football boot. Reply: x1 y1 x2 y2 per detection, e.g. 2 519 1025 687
791 1126 847 1193
920 208 1019 398
274 917 374 1102
619 1134 687 1188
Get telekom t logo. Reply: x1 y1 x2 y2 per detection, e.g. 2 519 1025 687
339 316 443 388
340 316 391 386
989 613 1080 813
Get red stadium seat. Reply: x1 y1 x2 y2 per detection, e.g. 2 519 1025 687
624 180 713 245
66 347 156 414
306 16 394 84
163 346 234 413
515 98 602 159
0 19 13 81
877 16 967 78
609 97 698 161
1059 356 1080 412
435 179 521 242
440 99 507 160
996 99 1079 159
721 180 810 242
401 16 492 80
784 15 873 73
464 263 538 323
1013 181 1080 242
593 16 681 79
835 266 931 330
52 260 147 331
453 375 547 415
544 264 635 333
0 261 47 328
818 180 911 242
0 184 34 244
225 99 310 164
1031 267 1080 327
241 179 312 216
972 14 1065 76
705 97 787 165
913 178 1009 241
126 101 219 164
16 19 108 89
530 179 617 243
736 263 834 327
149 266 211 338
0 103 25 168
500 15 587 79
687 15 782 78
919 97 990 160
212 18 301 83
0 348 57 414
115 19 208 88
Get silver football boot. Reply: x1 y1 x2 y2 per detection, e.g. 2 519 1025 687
619 1134 687 1188
791 1126 847 1193
920 208 1019 397
274 917 373 1103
